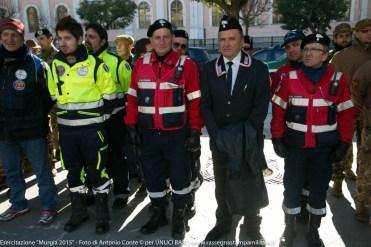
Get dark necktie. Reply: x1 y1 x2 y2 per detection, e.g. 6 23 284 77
226 61 233 95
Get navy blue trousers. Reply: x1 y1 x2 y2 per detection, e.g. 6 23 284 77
283 147 333 216
141 128 191 209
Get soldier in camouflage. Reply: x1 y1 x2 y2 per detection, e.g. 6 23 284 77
351 59 371 227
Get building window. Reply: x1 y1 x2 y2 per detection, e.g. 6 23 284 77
211 7 223 26
171 0 183 28
138 2 151 29
27 7 39 32
56 5 68 23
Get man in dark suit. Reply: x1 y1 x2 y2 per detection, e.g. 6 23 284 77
201 15 270 241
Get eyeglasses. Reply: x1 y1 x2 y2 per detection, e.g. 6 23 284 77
173 42 187 49
302 47 327 54
359 28 371 33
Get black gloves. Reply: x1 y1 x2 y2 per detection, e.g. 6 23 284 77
185 129 201 160
272 138 287 158
127 125 141 145
331 141 350 163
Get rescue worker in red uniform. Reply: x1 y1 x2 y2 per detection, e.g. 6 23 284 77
271 33 354 247
271 30 305 95
124 19 203 240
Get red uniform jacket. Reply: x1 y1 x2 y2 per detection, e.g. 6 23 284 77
271 65 354 148
124 50 203 131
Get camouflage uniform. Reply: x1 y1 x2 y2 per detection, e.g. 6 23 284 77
40 45 59 175
330 20 371 197
352 60 371 226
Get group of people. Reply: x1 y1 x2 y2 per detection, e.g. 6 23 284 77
0 12 370 246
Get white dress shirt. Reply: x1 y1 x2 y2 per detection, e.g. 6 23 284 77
223 51 241 95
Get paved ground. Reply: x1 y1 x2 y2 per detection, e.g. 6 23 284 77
0 110 370 246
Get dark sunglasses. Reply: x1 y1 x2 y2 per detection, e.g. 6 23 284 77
242 46 251 52
173 42 187 49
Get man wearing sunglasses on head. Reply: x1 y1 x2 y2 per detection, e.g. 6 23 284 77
271 30 305 95
173 29 189 55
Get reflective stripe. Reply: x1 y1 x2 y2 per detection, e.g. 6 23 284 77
287 122 337 133
147 190 167 198
287 122 308 132
290 98 309 106
112 106 125 115
143 52 151 64
138 106 155 114
128 88 137 97
172 184 193 195
159 105 185 114
331 71 342 81
313 99 333 107
282 203 301 215
102 93 117 100
160 82 183 89
57 99 103 110
92 179 112 195
306 204 326 215
117 92 125 99
57 116 105 126
51 96 57 101
138 81 156 89
272 94 287 109
301 189 310 196
337 100 353 112
187 90 201 101
70 185 88 194
289 70 298 79
312 123 337 133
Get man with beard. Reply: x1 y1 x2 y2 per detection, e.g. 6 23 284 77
328 23 353 62
48 16 116 234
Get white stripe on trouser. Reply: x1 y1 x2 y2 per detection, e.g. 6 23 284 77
172 184 193 195
306 204 326 215
93 179 112 194
301 188 310 196
282 203 301 215
147 190 167 198
70 185 88 194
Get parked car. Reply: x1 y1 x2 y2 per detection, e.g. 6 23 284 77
253 45 287 74
188 47 210 66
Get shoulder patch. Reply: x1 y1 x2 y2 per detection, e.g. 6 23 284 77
103 63 110 72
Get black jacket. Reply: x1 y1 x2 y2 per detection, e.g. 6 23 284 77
0 45 52 141
201 51 270 160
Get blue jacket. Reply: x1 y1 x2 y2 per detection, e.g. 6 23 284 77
0 44 52 140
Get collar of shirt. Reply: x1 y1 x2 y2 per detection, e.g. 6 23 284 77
223 51 241 68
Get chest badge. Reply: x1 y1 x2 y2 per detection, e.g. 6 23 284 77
77 66 89 76
13 80 26 91
15 69 27 80
56 66 65 76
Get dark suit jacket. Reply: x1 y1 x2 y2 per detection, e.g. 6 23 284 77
201 51 270 160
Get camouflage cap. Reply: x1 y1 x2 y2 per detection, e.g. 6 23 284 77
355 18 371 31
333 23 352 35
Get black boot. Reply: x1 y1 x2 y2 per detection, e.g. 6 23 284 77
140 205 168 234
185 191 196 219
204 217 232 241
95 193 110 234
279 214 296 247
243 215 263 241
64 192 89 232
297 195 309 225
306 214 324 247
172 208 190 240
